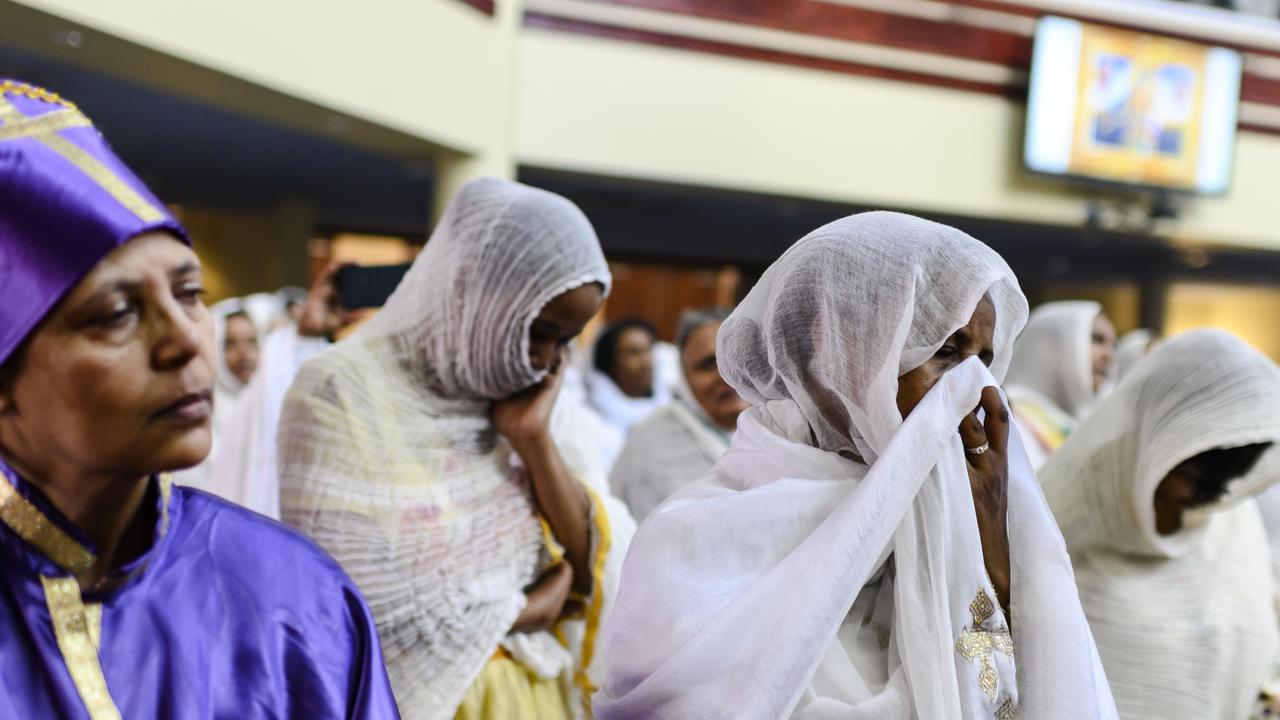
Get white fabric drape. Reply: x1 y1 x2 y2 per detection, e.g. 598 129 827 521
1115 329 1155 381
595 211 1116 720
1005 300 1111 468
205 324 328 518
277 178 634 719
174 297 274 492
1040 329 1280 720
1006 301 1109 422
607 395 729 521
587 369 672 437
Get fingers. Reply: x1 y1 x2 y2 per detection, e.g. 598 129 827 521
544 347 570 391
979 386 1010 458
958 408 987 453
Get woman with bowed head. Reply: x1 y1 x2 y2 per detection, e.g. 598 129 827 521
278 178 635 719
1040 329 1280 720
595 212 1116 719
0 79 397 718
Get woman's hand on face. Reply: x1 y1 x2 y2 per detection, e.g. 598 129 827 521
493 349 566 457
961 386 1013 617
510 562 575 634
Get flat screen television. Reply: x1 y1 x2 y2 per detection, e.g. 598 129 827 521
1024 15 1243 195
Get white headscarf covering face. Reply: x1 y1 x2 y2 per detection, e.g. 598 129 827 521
1005 300 1112 421
279 178 622 718
596 212 1116 720
356 177 612 401
1040 329 1280 719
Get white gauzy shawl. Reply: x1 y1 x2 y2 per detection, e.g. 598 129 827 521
595 211 1116 720
608 389 731 521
587 369 672 437
277 178 634 719
1040 329 1280 720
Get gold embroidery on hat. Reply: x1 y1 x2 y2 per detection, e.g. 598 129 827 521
0 88 164 223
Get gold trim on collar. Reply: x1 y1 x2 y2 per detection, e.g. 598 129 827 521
40 576 121 720
0 480 95 574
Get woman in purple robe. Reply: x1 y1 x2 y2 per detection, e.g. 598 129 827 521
0 79 400 719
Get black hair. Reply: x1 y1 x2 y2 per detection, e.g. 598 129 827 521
593 317 657 379
675 308 733 352
1186 442 1273 506
0 336 31 394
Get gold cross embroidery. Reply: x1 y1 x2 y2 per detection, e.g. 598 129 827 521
0 81 164 223
996 698 1017 720
955 589 1014 703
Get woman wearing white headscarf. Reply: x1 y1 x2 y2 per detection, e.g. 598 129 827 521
596 212 1116 719
1040 329 1280 720
608 308 749 520
588 319 673 437
1005 300 1117 468
278 178 635 720
205 266 349 519
173 298 262 491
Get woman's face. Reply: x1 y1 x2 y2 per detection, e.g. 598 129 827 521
222 314 260 385
681 320 748 431
1152 460 1204 536
613 327 656 399
0 233 215 479
528 284 604 373
896 296 996 419
1091 313 1117 392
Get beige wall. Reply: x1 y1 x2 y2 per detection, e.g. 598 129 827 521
1166 282 1280 361
515 27 1280 251
14 0 518 168
14 0 1280 253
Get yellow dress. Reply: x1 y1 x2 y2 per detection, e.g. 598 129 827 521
455 493 611 720
454 649 571 720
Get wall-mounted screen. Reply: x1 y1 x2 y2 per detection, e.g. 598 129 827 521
1025 16 1242 195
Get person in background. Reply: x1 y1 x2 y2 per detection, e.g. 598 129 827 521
277 284 308 324
221 309 261 386
588 318 672 436
172 302 261 491
278 178 635 720
1004 300 1117 469
204 262 359 518
1040 329 1280 720
609 308 749 520
0 79 397 717
596 212 1115 719
1115 328 1158 381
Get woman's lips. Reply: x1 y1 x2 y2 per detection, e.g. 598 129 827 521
151 390 212 424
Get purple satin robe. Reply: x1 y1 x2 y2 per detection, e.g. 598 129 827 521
0 461 401 719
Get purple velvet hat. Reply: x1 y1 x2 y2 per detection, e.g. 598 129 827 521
0 79 189 366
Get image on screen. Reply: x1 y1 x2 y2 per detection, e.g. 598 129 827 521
1025 16 1243 195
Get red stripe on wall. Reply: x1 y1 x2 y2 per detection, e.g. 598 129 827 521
1243 73 1280 106
524 11 1024 98
579 0 1035 67
458 0 496 16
